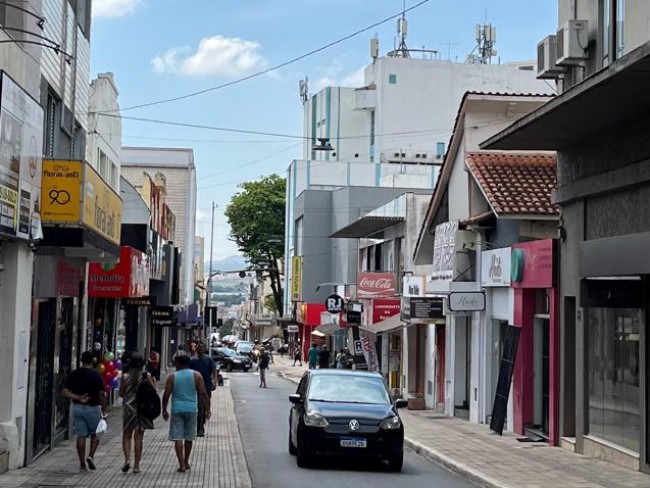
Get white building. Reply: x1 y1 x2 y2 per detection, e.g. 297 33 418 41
285 54 554 314
121 147 197 306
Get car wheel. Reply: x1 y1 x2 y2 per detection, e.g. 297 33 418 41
243 367 250 372
387 451 403 472
288 433 297 455
226 363 233 372
296 434 312 468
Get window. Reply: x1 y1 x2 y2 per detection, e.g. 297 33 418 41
44 94 58 158
388 74 397 84
98 149 108 180
436 142 445 159
587 307 641 452
110 162 118 189
369 111 375 146
601 0 626 65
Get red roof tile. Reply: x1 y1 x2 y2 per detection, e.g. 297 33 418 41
466 152 558 217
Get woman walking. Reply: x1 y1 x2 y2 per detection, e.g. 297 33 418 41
119 353 156 473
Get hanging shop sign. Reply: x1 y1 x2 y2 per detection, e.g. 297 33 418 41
481 248 511 287
287 324 299 333
431 221 458 282
41 158 122 245
410 297 444 319
151 306 174 327
400 297 411 321
448 291 486 312
357 272 397 298
88 246 150 298
325 294 345 314
0 71 44 240
402 275 426 297
291 256 303 302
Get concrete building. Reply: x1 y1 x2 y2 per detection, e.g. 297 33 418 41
121 147 197 307
285 54 554 319
483 0 650 473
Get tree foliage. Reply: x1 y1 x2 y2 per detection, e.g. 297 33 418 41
225 174 286 313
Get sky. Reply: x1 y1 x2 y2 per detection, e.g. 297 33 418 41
90 0 558 260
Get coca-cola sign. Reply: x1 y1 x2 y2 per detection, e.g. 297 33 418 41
357 272 397 298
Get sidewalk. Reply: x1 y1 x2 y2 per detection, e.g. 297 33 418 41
0 383 251 488
272 356 649 488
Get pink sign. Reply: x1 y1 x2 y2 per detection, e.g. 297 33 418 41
511 239 556 289
357 272 397 298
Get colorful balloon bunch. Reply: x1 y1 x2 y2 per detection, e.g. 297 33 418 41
97 351 122 391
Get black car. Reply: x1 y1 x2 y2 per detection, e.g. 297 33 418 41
288 369 407 471
211 347 252 372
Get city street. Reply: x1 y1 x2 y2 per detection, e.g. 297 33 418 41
230 371 476 488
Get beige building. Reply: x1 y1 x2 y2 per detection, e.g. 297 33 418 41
121 147 197 305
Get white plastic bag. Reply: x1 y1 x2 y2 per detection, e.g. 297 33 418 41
96 419 107 435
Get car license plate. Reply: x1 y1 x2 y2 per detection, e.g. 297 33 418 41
340 438 367 448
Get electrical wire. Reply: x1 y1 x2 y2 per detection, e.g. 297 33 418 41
96 0 434 114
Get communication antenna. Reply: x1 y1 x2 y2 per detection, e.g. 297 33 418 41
370 37 379 60
466 23 497 64
299 76 309 104
394 1 410 58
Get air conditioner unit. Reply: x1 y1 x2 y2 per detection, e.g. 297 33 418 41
537 35 565 79
556 20 588 65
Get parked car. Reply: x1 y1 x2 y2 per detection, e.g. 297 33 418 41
235 340 255 359
288 369 407 471
211 347 252 372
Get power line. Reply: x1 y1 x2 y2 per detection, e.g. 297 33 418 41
97 0 434 114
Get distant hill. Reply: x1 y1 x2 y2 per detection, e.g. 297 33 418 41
205 255 248 273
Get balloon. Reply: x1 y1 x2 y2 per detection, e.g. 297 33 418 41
114 359 122 369
105 362 115 373
98 364 105 374
105 351 114 361
110 378 119 389
93 357 98 365
112 369 119 378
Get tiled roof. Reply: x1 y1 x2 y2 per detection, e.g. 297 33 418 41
466 152 558 217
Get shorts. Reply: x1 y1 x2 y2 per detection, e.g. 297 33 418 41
73 404 102 438
169 412 197 441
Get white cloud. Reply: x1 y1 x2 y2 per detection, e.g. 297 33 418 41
310 62 366 93
151 35 265 78
92 0 142 19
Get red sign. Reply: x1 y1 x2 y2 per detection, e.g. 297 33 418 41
55 261 85 297
357 272 397 298
88 246 150 298
511 239 556 289
372 299 401 323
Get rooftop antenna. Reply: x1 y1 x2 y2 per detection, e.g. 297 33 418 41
466 22 497 64
394 1 410 58
299 76 309 104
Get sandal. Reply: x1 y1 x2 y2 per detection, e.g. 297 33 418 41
133 467 140 474
122 463 131 473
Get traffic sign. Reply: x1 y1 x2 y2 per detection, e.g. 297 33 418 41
325 294 345 314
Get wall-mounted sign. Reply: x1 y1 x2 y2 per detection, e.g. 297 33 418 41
346 310 362 326
481 248 511 287
372 298 400 323
400 297 411 321
325 294 344 314
291 256 303 302
88 246 150 298
431 221 458 282
410 297 444 319
357 272 397 298
402 275 426 297
448 291 486 312
286 324 299 333
511 239 556 288
151 306 174 327
124 296 156 307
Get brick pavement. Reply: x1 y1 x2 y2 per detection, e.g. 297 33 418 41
0 383 251 488
272 355 650 488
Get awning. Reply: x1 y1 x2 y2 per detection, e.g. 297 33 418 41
312 322 341 336
481 42 650 151
360 314 403 335
330 216 404 239
311 329 325 337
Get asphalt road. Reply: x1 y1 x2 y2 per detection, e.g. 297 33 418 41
229 371 477 488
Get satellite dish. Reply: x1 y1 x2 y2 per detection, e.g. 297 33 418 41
239 271 247 278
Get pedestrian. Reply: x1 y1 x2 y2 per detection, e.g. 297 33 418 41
172 345 188 363
189 343 216 437
267 344 275 364
146 349 161 382
162 354 210 473
119 353 155 473
293 343 303 366
318 345 331 369
61 351 107 472
258 348 270 388
335 348 346 369
308 344 319 369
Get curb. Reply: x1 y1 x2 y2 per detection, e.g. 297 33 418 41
403 437 506 488
275 371 301 385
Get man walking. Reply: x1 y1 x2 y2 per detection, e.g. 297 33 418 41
318 345 331 369
162 355 211 473
293 342 303 367
258 348 270 388
308 343 319 370
61 351 107 472
190 343 216 437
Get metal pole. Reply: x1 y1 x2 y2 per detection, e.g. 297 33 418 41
209 202 215 307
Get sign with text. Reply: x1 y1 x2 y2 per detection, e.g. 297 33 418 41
357 272 397 299
448 291 486 312
481 248 511 287
291 256 302 302
403 275 426 297
83 164 122 245
431 221 458 282
325 294 344 314
410 297 444 319
151 306 174 327
287 324 299 333
372 298 400 323
88 246 150 298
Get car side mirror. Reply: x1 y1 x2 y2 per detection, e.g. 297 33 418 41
289 394 303 404
395 399 408 409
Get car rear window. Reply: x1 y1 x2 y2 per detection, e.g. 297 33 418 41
307 375 391 404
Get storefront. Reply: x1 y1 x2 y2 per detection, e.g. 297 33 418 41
510 239 559 445
27 158 122 463
295 302 326 359
480 247 514 429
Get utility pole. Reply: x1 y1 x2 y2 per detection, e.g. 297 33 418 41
208 202 216 325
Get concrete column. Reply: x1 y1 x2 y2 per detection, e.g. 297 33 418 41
0 243 35 468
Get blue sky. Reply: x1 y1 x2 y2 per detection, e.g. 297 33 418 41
90 0 558 259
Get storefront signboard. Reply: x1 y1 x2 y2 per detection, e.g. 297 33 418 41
403 275 426 297
511 239 555 289
481 248 511 287
448 291 486 312
372 298 400 323
287 324 299 333
88 246 150 298
291 256 303 302
431 221 458 282
151 306 174 327
409 297 444 319
83 164 122 245
357 272 397 298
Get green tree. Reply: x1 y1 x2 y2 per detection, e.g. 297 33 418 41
225 174 285 313
264 294 278 314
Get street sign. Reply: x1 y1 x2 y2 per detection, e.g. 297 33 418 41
325 294 345 314
353 340 363 355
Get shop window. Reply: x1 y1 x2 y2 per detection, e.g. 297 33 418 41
587 307 641 452
388 74 397 84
